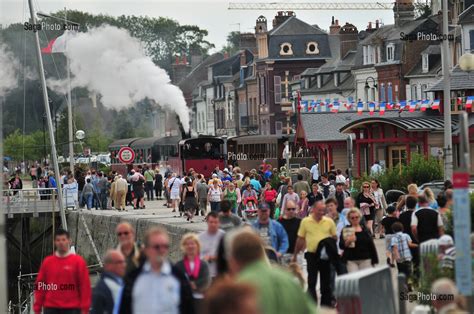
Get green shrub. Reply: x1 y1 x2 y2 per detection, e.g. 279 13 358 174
352 153 443 194
402 153 443 186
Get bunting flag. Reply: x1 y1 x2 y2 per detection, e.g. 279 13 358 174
331 101 340 113
296 97 470 113
399 100 407 111
420 99 429 112
368 102 375 115
466 96 474 109
379 102 386 115
357 101 364 115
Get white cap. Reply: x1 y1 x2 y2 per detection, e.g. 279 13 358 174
224 168 229 172
212 173 218 177
438 235 454 246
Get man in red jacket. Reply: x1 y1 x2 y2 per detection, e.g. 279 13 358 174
34 229 91 314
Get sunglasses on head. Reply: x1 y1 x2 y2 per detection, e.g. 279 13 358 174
117 231 130 236
149 244 169 250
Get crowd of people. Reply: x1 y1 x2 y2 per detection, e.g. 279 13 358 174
29 158 468 313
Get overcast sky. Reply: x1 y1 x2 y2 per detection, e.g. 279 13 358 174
2 0 395 51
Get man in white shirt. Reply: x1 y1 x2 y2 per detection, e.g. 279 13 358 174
310 159 320 184
370 161 383 176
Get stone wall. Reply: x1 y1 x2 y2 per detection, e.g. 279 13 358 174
67 211 202 265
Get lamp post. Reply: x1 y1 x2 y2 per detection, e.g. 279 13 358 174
441 0 453 180
364 76 378 104
222 135 228 168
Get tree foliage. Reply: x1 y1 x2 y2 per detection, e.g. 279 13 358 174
1 10 214 140
222 31 241 55
414 0 432 18
4 129 50 161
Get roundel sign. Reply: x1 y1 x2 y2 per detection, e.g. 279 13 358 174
118 147 135 164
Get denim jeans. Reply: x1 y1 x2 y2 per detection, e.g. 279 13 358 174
85 193 93 209
210 201 220 213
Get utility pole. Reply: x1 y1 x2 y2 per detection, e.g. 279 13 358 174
66 8 75 174
0 96 8 312
28 0 67 229
442 0 453 180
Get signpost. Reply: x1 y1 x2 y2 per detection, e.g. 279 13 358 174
452 112 472 299
118 147 135 164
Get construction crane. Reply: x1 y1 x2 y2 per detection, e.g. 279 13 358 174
228 2 394 10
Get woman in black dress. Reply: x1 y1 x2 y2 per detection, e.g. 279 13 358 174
356 181 378 236
182 180 198 222
154 169 163 200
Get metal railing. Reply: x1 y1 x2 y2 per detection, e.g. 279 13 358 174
1 188 76 217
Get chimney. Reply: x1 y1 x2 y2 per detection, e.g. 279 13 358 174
375 19 380 29
224 52 229 59
365 21 377 33
255 15 269 59
272 11 295 28
329 16 341 35
393 0 415 27
339 22 359 58
171 54 192 84
190 47 203 69
239 32 257 54
240 51 247 66
175 55 179 64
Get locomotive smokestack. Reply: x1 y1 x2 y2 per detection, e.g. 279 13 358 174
176 114 191 139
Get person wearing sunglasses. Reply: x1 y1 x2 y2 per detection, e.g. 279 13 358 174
118 227 195 314
115 222 143 275
339 208 378 273
355 182 378 236
279 200 301 264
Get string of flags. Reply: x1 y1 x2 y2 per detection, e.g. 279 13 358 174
297 96 474 115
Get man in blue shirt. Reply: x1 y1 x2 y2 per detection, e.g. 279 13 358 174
252 203 289 258
118 227 194 314
91 249 125 314
250 175 262 193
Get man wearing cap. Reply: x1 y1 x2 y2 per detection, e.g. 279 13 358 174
221 169 232 183
252 202 289 257
208 174 222 188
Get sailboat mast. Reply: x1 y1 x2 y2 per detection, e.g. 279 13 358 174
28 0 68 230
66 8 75 174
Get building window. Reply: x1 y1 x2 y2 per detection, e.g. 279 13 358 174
411 85 418 100
421 84 428 99
422 54 429 73
280 43 293 56
387 83 393 103
306 41 319 54
386 43 395 62
376 46 381 64
363 46 368 65
259 76 265 104
380 83 386 102
274 76 282 104
470 30 474 51
368 45 375 64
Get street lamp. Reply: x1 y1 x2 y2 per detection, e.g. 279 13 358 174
364 76 378 103
459 53 474 74
222 135 228 168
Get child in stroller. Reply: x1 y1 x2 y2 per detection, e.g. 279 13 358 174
242 195 258 222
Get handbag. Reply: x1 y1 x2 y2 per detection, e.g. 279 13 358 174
274 207 280 219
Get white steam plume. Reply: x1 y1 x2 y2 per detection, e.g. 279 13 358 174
0 42 20 97
48 25 190 129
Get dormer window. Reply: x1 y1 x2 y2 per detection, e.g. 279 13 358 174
306 42 319 55
422 54 429 73
386 43 395 62
280 43 293 56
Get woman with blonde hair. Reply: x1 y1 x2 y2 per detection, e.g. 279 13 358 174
407 183 418 197
176 233 210 310
339 208 378 272
423 187 439 209
356 181 377 236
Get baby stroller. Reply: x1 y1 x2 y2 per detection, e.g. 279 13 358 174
242 196 258 223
